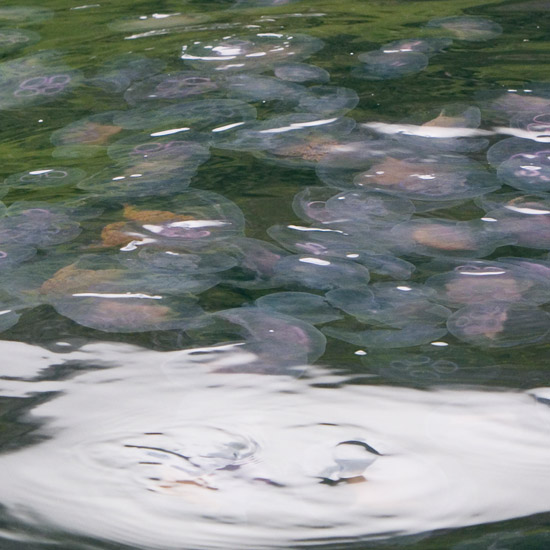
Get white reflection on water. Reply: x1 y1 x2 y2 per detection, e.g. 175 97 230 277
0 340 549 549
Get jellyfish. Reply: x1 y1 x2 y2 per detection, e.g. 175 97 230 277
51 112 123 159
181 33 324 73
0 28 39 56
296 85 359 116
496 143 550 193
110 12 206 34
447 302 550 347
352 50 429 80
0 7 52 23
255 292 342 324
479 85 550 124
426 16 503 41
225 74 305 104
380 38 452 55
4 167 86 190
274 62 330 84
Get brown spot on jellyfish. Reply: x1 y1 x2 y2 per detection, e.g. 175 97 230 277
40 263 124 296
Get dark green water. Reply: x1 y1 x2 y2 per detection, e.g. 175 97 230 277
0 1 549 549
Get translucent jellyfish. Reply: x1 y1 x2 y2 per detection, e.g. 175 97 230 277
0 28 39 55
112 12 206 34
255 292 342 324
97 191 245 251
212 308 327 367
352 50 429 80
51 112 123 159
51 295 205 333
225 74 305 104
425 260 550 307
297 86 359 116
221 237 291 289
0 7 52 23
0 244 36 270
326 283 450 328
426 16 503 42
293 187 415 228
4 167 86 190
352 154 500 202
87 54 166 94
447 302 550 347
217 114 356 169
323 324 448 349
272 255 370 291
479 86 550 123
0 53 80 110
274 63 329 83
496 143 550 193
113 99 256 136
124 71 220 106
181 33 324 73
380 38 452 55
387 218 505 258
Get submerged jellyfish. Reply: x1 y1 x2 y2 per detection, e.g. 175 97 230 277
181 33 324 73
110 12 206 33
4 167 86 189
0 244 36 270
225 74 305 104
479 86 550 124
425 260 550 307
297 85 359 116
380 38 452 55
0 28 39 55
447 302 550 347
124 71 220 106
51 112 123 159
274 63 329 84
0 7 52 23
352 50 429 80
426 16 503 41
496 143 550 193
255 292 342 324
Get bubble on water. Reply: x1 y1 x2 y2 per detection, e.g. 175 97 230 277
255 292 343 324
87 54 166 94
447 302 550 347
181 33 324 73
426 260 550 307
0 53 80 110
426 16 502 41
5 167 86 190
51 112 123 159
352 50 429 80
274 62 330 83
323 323 448 349
297 85 359 116
0 28 39 55
124 71 220 106
272 255 371 291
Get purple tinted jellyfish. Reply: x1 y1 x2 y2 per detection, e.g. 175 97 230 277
225 74 305 104
0 244 36 270
352 50 429 80
426 16 503 41
447 302 550 347
274 63 330 84
5 167 86 189
497 145 550 193
297 85 359 116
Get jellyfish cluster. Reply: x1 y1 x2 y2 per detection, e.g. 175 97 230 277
0 3 548 376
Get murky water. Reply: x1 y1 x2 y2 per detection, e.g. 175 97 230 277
0 0 549 549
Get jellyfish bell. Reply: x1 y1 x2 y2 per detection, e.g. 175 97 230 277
380 37 452 56
181 33 324 74
426 16 503 41
297 85 359 117
0 6 52 23
110 12 206 34
447 302 550 347
352 50 429 80
273 62 330 84
0 28 39 55
225 73 306 105
5 167 86 190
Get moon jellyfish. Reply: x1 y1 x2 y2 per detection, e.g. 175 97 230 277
0 6 52 23
124 71 220 106
225 74 305 104
352 50 429 80
221 237 290 289
51 294 205 333
272 255 370 291
387 218 504 258
381 38 452 55
447 302 550 347
5 167 85 190
297 86 359 116
255 292 342 324
218 114 355 169
479 86 550 123
87 54 165 94
292 187 415 228
212 307 327 367
0 53 80 110
274 62 329 83
327 283 450 328
51 112 123 159
0 244 36 270
323 323 448 349
425 260 550 307
181 33 324 73
426 16 503 42
111 12 206 33
496 143 550 193
352 154 500 202
0 28 39 55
